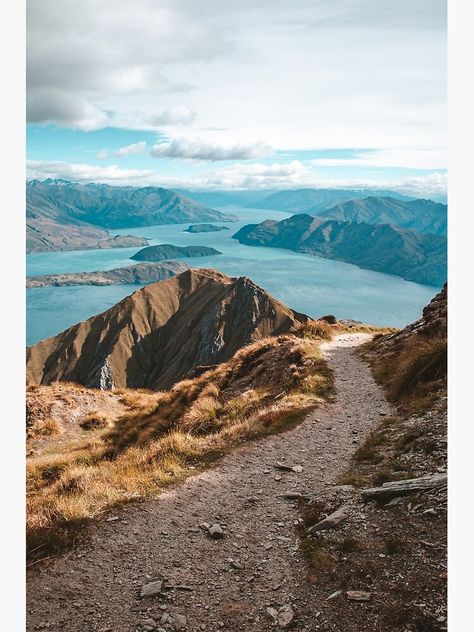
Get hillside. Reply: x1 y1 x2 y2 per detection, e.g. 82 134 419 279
26 179 238 252
296 285 447 631
26 261 189 288
316 196 447 236
246 188 413 213
26 268 310 390
130 244 221 261
233 214 447 286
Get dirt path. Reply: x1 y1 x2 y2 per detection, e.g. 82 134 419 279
27 333 393 632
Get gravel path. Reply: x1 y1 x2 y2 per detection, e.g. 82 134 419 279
27 333 393 632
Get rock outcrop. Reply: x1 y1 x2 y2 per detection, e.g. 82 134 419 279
26 269 310 390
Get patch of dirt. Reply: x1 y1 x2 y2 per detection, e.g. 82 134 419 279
27 334 394 631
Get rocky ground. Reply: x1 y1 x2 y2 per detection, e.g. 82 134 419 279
27 333 398 632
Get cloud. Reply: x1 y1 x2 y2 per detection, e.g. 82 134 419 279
26 0 446 165
26 160 155 184
26 159 447 200
96 141 147 160
26 90 109 131
309 148 447 170
150 105 196 127
150 138 274 161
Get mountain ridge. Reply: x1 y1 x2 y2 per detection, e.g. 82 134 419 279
233 214 447 286
26 268 310 390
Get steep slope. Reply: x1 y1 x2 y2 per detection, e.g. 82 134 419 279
26 179 238 252
246 188 413 213
316 196 447 236
233 214 447 286
26 269 310 390
26 261 189 288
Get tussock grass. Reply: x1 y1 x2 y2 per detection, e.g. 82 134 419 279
27 332 335 561
80 412 111 431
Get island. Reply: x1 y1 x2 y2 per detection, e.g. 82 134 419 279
183 224 230 233
130 244 222 261
26 262 190 288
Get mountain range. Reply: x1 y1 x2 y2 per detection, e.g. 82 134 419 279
315 196 447 236
233 214 447 286
26 268 309 390
246 188 416 213
26 179 238 253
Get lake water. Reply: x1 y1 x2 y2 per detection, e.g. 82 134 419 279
26 206 439 346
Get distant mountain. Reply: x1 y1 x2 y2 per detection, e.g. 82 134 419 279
26 261 189 288
317 196 447 236
233 214 447 286
177 189 273 208
26 179 238 252
26 268 309 390
246 188 414 213
130 244 221 261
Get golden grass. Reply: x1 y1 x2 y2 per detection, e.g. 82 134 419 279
27 332 335 561
79 412 111 431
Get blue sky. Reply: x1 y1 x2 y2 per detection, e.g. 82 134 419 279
26 1 447 197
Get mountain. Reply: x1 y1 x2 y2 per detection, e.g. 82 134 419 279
233 214 447 286
26 179 238 252
316 196 447 236
26 261 190 288
26 268 310 390
176 189 273 208
130 244 221 261
246 188 414 213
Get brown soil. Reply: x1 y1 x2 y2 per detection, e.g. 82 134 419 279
27 333 396 631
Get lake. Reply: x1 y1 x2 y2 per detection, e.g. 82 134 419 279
26 206 439 345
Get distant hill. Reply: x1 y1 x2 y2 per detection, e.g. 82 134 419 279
246 188 414 213
26 261 189 288
317 196 447 236
233 214 447 286
26 179 238 252
184 224 229 233
130 244 221 261
26 268 309 390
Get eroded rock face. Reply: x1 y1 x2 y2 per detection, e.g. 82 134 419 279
26 269 310 391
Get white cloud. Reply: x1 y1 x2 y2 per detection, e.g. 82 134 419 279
26 159 447 200
151 138 274 161
309 148 447 170
97 141 147 160
150 105 196 127
26 0 447 163
26 160 155 184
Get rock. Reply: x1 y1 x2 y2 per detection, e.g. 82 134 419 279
170 614 187 631
319 315 337 324
140 580 163 598
277 605 295 629
266 607 278 622
307 503 351 534
326 590 342 601
208 524 225 539
106 516 119 522
346 590 372 602
361 473 447 501
141 618 157 629
275 462 303 473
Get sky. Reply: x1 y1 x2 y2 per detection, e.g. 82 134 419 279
26 0 447 197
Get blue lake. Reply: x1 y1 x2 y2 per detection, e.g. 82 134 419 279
26 206 439 346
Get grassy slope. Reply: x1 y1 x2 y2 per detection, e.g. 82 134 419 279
27 321 339 561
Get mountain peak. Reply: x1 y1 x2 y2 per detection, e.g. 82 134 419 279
26 269 310 391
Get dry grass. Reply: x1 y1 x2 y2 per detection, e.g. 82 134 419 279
31 417 62 438
365 333 447 412
27 332 335 561
79 412 111 431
